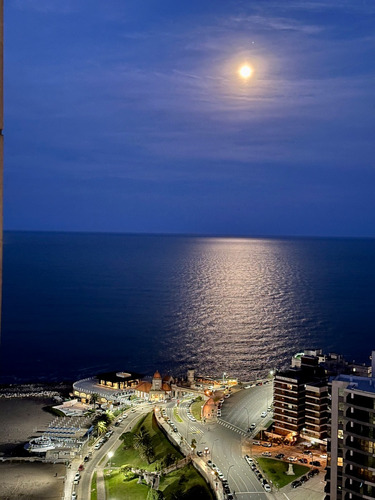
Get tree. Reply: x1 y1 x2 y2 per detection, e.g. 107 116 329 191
190 438 197 452
134 429 155 464
95 420 107 436
103 410 115 425
161 453 175 468
90 393 100 409
121 432 134 450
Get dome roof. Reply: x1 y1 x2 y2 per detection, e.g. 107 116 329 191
153 370 162 379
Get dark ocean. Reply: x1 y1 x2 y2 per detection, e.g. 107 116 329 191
1 231 374 384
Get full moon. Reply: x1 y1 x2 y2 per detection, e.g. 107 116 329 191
239 65 253 79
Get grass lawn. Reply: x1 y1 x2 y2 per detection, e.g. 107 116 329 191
257 458 310 489
111 411 183 471
190 401 204 421
160 464 214 499
105 469 149 499
90 471 97 500
105 464 214 500
105 411 214 499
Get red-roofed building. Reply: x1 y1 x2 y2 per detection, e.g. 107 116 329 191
135 371 173 401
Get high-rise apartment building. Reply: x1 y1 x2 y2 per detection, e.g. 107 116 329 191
273 350 329 440
326 364 375 500
273 349 369 442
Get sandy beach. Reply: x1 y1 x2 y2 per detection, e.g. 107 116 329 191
0 397 55 455
0 397 67 499
0 462 65 500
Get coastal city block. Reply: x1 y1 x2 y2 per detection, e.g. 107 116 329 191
1 348 374 500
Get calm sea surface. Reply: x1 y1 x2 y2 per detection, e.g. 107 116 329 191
1 231 374 383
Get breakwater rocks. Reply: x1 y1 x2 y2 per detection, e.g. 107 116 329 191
0 382 71 399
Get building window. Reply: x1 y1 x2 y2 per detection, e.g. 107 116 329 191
337 457 343 467
338 430 343 439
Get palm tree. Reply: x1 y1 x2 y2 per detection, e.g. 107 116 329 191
95 420 107 436
90 393 100 409
104 410 115 424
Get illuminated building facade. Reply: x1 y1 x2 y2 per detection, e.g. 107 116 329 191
326 371 375 500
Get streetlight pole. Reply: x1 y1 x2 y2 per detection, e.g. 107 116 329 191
107 451 113 468
227 464 234 481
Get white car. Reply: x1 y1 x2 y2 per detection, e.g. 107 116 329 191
264 484 271 492
320 454 328 459
245 455 253 465
288 456 297 462
74 473 81 481
71 493 77 500
261 411 267 418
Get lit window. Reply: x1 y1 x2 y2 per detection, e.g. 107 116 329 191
337 457 343 467
338 430 343 439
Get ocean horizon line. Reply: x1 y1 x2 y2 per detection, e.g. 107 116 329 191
3 229 375 242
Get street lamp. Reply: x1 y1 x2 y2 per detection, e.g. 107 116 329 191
107 451 114 468
227 464 235 482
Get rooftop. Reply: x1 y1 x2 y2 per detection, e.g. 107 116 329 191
332 374 375 395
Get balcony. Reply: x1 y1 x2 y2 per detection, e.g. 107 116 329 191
345 450 375 469
345 437 375 455
346 423 375 439
346 408 375 424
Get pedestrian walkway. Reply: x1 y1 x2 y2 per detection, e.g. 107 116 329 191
217 418 247 437
96 468 106 500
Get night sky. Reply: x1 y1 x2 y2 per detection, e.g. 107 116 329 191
4 1 375 237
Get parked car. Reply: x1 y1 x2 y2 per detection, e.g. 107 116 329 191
207 460 213 467
245 455 253 465
275 453 285 459
253 440 261 445
299 458 308 464
300 475 308 483
261 411 267 418
320 454 327 459
78 464 84 471
83 455 90 462
71 493 77 500
262 451 272 457
303 450 312 455
262 442 272 447
288 456 297 462
249 423 256 430
292 480 302 489
264 483 271 492
197 451 203 457
74 473 81 481
310 460 321 466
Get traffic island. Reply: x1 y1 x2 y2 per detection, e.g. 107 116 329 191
256 457 310 489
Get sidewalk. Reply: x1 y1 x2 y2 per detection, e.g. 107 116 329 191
96 467 106 500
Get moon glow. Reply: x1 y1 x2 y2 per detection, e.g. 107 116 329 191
239 65 253 79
